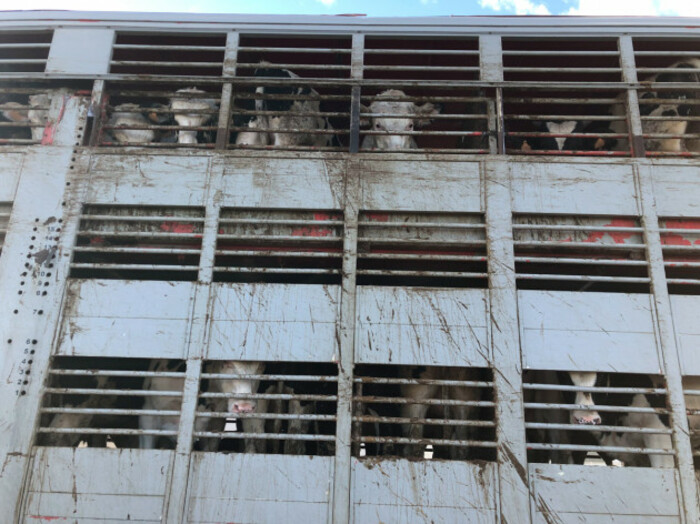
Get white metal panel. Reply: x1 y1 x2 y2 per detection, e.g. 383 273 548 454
86 155 209 206
23 447 171 522
221 158 345 209
510 162 639 216
359 160 482 212
652 166 700 218
356 286 490 366
208 283 340 362
519 290 661 373
186 453 332 523
352 459 496 524
670 295 700 375
530 464 681 522
57 280 195 358
0 153 23 201
46 28 114 75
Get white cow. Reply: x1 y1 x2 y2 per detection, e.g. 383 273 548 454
360 89 441 150
139 360 264 449
106 103 156 144
170 87 219 144
400 366 481 460
44 375 115 447
2 93 52 141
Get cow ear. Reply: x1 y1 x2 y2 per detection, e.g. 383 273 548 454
414 102 441 127
359 104 371 127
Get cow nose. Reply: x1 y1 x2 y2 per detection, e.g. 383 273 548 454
575 413 602 425
232 401 256 414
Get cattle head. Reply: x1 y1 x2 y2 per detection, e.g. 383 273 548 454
211 361 265 414
360 89 441 150
569 372 602 425
170 87 218 144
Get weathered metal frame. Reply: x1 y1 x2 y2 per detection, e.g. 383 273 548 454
0 14 699 524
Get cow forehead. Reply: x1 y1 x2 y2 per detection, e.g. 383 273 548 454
368 100 415 115
545 121 578 135
219 360 264 373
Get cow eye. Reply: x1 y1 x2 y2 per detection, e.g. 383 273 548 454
375 122 382 130
407 123 414 130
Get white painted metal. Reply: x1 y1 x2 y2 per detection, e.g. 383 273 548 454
46 28 114 75
530 464 681 523
355 287 489 366
352 459 496 522
519 290 662 373
0 14 698 524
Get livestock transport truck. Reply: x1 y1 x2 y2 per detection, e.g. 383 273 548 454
0 10 699 524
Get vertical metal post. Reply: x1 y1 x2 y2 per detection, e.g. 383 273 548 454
484 159 532 524
0 97 90 521
636 164 699 523
349 34 364 154
88 79 107 147
162 160 222 523
331 158 360 524
216 32 239 150
480 36 503 155
618 36 646 157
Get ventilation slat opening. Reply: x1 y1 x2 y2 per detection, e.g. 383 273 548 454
195 361 338 455
660 218 700 295
357 211 487 288
513 214 650 293
110 33 225 77
0 31 51 73
524 370 674 468
70 205 204 281
214 208 343 285
38 357 186 450
352 364 495 461
97 82 221 148
633 38 700 158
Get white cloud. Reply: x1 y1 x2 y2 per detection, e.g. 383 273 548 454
567 0 700 16
315 0 337 6
479 0 551 15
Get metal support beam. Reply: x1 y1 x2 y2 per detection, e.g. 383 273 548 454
163 159 220 523
0 96 90 521
349 34 364 154
331 158 360 524
484 159 532 524
480 36 504 155
636 163 700 523
619 36 646 157
216 32 239 149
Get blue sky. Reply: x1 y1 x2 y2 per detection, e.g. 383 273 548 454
8 0 700 17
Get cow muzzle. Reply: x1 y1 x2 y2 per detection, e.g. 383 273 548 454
231 401 256 414
572 409 602 425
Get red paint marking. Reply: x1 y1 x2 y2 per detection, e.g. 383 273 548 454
28 517 67 522
291 212 338 237
365 213 389 222
660 219 700 247
581 218 638 244
89 236 104 246
41 95 68 146
160 222 194 234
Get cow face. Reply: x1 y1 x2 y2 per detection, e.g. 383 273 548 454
213 361 265 414
568 371 602 425
170 87 218 144
361 89 441 150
